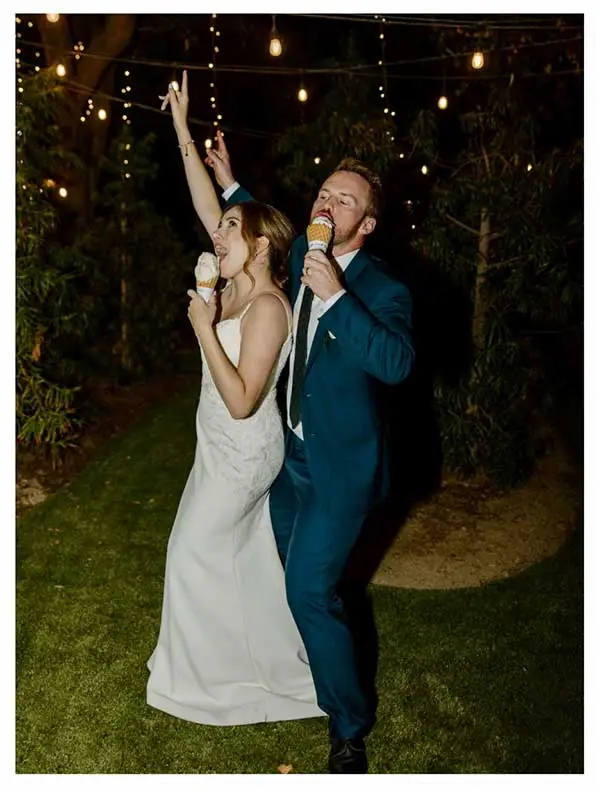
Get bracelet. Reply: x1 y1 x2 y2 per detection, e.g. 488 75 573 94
178 139 195 157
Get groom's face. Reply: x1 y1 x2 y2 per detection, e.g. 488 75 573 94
311 171 376 247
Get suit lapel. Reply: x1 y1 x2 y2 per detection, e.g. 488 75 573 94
304 248 371 374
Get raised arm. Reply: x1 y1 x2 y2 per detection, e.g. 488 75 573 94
160 70 222 237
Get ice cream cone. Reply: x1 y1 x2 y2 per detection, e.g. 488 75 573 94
194 253 220 302
306 211 334 253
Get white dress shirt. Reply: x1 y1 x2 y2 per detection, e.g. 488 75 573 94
222 182 358 440
286 250 357 439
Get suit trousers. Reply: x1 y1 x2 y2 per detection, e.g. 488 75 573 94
269 429 373 740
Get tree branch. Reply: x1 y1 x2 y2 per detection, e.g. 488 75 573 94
39 14 136 117
445 213 480 237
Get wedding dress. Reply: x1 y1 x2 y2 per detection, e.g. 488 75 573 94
146 293 325 725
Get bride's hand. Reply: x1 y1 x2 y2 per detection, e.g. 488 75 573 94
159 69 189 134
187 289 217 335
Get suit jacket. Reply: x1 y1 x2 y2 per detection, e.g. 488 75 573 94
226 186 415 515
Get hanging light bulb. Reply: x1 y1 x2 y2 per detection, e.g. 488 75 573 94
269 15 282 56
55 63 66 77
472 51 485 70
438 95 448 110
204 138 212 148
421 165 429 175
46 14 60 23
527 163 533 172
58 187 68 198
298 87 308 103
98 109 107 120
314 157 321 165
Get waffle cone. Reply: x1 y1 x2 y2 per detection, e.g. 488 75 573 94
307 215 334 252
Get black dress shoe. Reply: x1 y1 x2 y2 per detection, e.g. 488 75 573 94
328 738 368 774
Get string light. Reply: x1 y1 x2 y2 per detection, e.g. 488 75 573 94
15 17 22 104
438 65 448 110
527 163 533 171
204 138 212 148
55 63 66 77
375 15 395 134
421 165 429 175
297 86 308 102
58 187 68 198
98 109 107 120
314 157 321 164
472 51 485 70
269 15 283 57
46 14 60 23
208 14 222 142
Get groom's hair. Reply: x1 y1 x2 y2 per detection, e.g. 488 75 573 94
333 158 383 219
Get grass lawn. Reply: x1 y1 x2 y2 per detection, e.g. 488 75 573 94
16 386 583 774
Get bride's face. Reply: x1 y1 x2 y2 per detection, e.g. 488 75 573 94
212 207 250 280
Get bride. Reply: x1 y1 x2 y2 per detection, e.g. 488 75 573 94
146 72 324 726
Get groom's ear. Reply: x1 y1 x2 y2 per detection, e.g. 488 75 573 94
360 216 376 237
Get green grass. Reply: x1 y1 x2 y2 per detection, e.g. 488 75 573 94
16 387 583 773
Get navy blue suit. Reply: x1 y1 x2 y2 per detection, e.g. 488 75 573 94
226 186 414 739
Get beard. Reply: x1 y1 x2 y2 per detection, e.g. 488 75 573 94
333 215 366 247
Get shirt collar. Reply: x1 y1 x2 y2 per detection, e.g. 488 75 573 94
335 248 360 271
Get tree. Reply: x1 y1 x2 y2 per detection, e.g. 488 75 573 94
274 37 398 221
37 14 136 222
77 126 195 381
16 71 89 454
408 20 583 484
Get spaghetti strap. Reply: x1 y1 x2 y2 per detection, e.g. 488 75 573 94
239 291 293 334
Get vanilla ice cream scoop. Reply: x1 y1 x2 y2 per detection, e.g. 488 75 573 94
194 252 220 302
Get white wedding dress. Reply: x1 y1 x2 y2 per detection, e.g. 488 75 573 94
146 293 325 726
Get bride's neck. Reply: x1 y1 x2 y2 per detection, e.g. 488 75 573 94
227 269 273 302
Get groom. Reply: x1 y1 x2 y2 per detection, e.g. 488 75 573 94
207 133 414 773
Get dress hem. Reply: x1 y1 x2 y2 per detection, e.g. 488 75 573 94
147 689 326 726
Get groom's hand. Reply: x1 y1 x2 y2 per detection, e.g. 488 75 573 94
301 250 344 302
205 130 236 191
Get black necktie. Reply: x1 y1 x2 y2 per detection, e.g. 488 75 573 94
289 287 314 429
